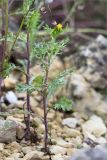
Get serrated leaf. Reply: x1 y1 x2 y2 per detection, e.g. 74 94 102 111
31 75 43 88
16 83 35 93
54 96 72 111
0 32 15 42
48 69 73 98
19 32 27 42
23 0 33 12
2 61 16 77
27 11 40 31
32 38 68 64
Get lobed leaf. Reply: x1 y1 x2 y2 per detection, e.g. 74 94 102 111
54 96 73 111
48 69 73 98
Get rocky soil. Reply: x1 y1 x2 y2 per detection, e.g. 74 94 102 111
0 35 107 160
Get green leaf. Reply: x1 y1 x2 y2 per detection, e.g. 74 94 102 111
31 75 43 88
54 96 72 111
23 0 33 12
0 32 15 42
16 83 35 93
27 11 40 31
19 32 27 42
2 61 16 77
48 69 73 98
32 38 68 64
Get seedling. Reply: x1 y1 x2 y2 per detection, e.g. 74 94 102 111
17 21 73 152
0 0 73 153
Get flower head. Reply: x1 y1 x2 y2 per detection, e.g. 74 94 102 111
56 23 62 30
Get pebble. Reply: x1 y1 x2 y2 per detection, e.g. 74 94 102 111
82 115 107 138
0 119 17 143
62 118 78 128
23 151 44 160
50 145 67 155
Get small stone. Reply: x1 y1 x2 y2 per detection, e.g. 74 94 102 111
50 145 67 155
7 116 23 124
17 100 25 109
82 115 107 138
8 141 22 153
22 146 35 154
4 76 17 90
32 117 43 128
62 118 78 128
16 124 25 140
63 126 81 138
52 154 64 160
71 73 90 98
5 91 18 104
57 138 73 148
0 119 17 143
23 151 44 160
0 143 4 151
8 153 20 159
96 35 107 48
71 136 83 148
96 137 107 144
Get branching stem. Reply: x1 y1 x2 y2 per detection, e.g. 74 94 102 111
25 30 31 140
0 0 8 93
43 65 49 152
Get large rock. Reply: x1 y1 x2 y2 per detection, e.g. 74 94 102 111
70 145 107 160
82 115 107 138
69 73 102 113
0 119 17 143
65 35 107 116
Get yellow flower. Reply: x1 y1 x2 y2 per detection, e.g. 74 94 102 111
56 23 62 30
52 23 63 37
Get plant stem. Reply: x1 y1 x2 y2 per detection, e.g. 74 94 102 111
9 0 35 57
43 66 49 152
25 30 31 140
0 0 8 92
4 0 8 56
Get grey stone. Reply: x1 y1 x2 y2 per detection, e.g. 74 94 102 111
82 115 107 138
0 119 17 143
70 145 107 160
62 118 78 128
96 35 107 48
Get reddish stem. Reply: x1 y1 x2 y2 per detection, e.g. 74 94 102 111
43 67 49 152
25 31 31 140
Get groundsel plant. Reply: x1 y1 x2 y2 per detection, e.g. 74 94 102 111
17 15 73 153
0 0 73 153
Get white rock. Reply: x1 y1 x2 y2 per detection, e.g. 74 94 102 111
71 73 90 98
52 154 64 160
0 143 4 151
22 146 35 154
96 137 107 144
23 151 44 160
5 91 18 104
50 145 67 155
8 153 20 159
81 48 93 57
62 118 78 128
57 138 73 148
82 115 107 138
96 35 107 48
